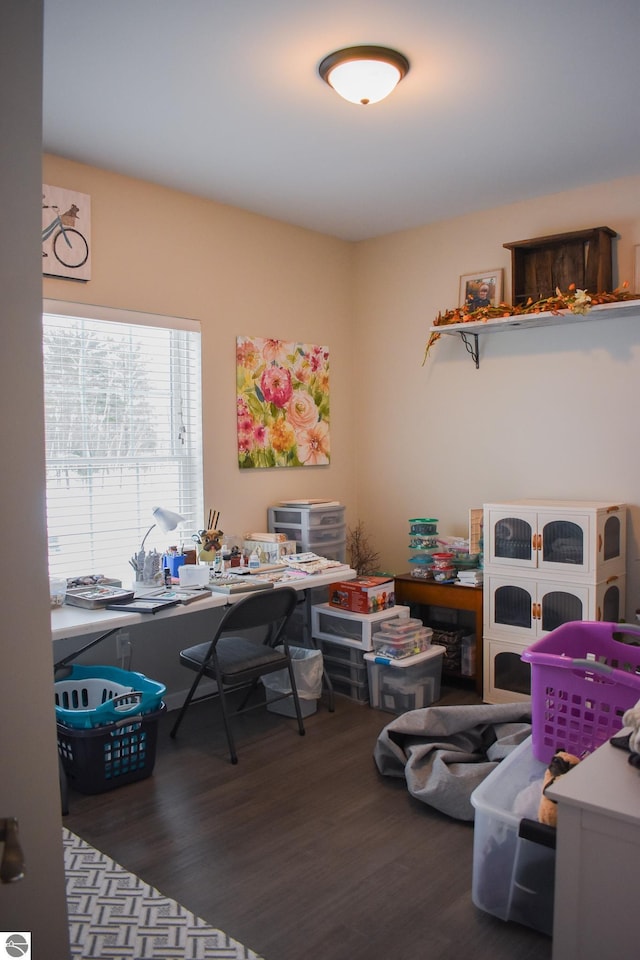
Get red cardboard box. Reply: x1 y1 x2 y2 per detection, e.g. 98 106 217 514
329 577 395 614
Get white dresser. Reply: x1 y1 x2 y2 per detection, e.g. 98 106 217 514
548 738 640 959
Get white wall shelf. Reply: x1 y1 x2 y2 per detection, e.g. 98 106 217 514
430 298 640 368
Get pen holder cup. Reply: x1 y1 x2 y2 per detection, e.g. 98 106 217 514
162 554 186 577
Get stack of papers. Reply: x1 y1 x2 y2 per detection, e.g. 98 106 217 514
282 553 350 575
208 575 274 594
278 499 341 508
456 569 483 587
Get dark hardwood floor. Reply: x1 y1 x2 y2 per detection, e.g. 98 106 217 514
63 684 551 960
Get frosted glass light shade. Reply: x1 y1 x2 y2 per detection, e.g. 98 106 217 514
319 46 409 105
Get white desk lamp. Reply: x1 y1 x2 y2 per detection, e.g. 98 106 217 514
134 506 185 582
140 506 185 553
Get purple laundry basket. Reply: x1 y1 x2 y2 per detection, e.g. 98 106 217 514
521 621 640 762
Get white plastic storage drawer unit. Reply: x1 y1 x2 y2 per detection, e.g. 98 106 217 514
274 521 345 545
470 736 555 935
310 538 347 563
318 640 370 703
319 638 368 683
268 503 346 558
311 603 410 651
268 503 345 531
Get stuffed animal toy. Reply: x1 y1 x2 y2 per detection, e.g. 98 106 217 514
622 698 640 768
538 750 581 826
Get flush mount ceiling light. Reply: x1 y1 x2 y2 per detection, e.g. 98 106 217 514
318 45 410 105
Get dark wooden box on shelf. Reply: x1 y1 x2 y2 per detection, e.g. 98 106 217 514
503 225 616 306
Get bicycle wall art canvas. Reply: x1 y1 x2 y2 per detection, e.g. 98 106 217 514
42 183 91 281
236 336 331 469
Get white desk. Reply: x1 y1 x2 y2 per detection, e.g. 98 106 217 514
52 568 356 712
51 568 357 642
51 590 228 641
548 737 640 959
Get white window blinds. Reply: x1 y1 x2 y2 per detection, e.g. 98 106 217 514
43 300 203 584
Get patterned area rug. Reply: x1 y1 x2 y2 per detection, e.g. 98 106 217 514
63 829 264 959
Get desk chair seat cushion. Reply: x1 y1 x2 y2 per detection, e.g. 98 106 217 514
180 636 290 685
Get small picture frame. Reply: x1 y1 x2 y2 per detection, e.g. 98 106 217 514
459 269 503 310
634 245 640 292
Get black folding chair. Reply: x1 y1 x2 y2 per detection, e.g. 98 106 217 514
170 587 306 763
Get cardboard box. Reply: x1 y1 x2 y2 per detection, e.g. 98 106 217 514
329 577 395 614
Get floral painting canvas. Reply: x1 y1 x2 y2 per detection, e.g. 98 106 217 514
236 337 330 469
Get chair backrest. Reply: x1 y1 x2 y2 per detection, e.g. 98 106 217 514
215 586 299 646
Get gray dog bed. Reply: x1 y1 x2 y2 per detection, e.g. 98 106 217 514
374 701 532 820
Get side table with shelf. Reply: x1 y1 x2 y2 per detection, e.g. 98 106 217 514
394 575 483 695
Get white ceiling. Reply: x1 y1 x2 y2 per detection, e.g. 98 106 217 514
43 0 640 242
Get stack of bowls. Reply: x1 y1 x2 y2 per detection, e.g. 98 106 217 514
408 518 439 578
432 552 456 582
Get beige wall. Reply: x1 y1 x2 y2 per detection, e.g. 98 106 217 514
354 175 640 615
43 154 357 543
43 155 640 616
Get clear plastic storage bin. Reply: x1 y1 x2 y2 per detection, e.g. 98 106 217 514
364 646 443 713
372 626 432 660
470 736 555 935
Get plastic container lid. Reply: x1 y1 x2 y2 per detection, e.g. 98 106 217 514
373 627 431 646
365 646 444 667
378 617 424 635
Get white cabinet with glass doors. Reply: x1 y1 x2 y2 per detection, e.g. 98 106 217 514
484 572 625 643
483 500 625 581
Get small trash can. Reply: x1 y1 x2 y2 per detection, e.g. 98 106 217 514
262 646 323 717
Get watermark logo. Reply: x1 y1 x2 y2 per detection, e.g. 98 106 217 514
2 934 30 958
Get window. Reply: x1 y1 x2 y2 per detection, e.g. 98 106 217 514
43 300 203 584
